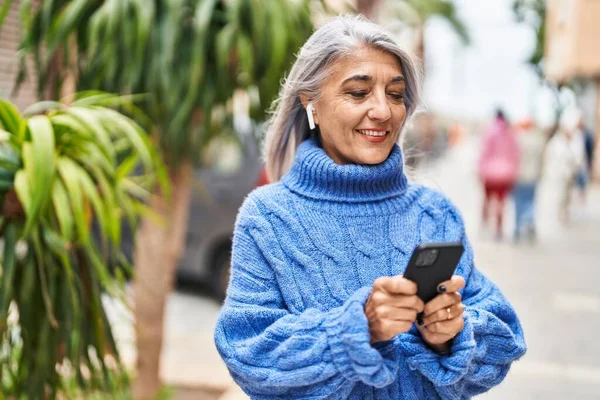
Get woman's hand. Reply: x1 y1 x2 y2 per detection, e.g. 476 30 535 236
365 276 425 344
417 275 466 351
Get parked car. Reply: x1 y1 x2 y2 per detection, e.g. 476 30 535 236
178 130 266 298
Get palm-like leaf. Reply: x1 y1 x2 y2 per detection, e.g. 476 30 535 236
4 0 314 166
0 96 162 398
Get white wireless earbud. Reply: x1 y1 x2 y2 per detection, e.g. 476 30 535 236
306 101 316 130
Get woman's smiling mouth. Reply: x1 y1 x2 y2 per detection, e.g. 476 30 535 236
356 129 389 143
356 129 389 137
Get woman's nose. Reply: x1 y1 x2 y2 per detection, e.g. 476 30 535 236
367 94 391 121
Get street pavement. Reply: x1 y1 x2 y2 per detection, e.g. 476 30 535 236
111 137 600 399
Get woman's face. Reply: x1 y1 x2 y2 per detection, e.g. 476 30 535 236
311 46 408 165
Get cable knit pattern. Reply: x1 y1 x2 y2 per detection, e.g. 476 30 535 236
214 138 526 399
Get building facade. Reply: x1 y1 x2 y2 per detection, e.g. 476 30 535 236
545 0 600 178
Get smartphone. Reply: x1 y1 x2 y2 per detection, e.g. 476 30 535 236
403 242 465 303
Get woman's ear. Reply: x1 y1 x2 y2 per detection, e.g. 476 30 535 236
300 95 310 109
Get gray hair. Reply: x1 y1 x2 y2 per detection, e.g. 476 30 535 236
264 14 422 182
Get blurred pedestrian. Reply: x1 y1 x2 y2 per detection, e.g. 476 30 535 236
580 113 595 193
478 109 520 239
214 15 525 400
584 125 595 180
542 110 579 224
567 109 589 206
512 118 545 242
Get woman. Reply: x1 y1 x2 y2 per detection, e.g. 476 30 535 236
214 15 526 399
542 110 580 224
512 118 545 241
478 109 520 240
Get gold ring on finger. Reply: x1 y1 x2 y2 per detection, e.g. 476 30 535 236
447 307 452 320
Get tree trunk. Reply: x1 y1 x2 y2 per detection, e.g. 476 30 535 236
356 0 380 20
132 161 194 399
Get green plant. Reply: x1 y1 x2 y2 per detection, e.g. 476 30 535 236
3 0 316 396
512 0 571 128
11 0 315 161
0 93 164 399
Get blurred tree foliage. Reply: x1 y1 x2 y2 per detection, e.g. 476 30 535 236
9 0 314 162
512 0 546 78
2 0 316 398
512 0 571 129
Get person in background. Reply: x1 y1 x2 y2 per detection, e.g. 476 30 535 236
580 114 595 190
214 15 525 400
512 118 545 242
478 109 520 239
567 109 589 206
542 110 579 224
584 127 595 180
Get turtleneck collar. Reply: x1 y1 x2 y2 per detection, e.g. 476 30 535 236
282 137 408 203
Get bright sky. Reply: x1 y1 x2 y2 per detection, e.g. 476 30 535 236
422 0 565 126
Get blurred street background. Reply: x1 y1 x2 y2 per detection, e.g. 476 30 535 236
1 0 600 399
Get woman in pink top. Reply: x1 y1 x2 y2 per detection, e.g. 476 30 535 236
478 109 520 239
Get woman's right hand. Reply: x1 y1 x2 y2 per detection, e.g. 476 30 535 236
365 276 425 343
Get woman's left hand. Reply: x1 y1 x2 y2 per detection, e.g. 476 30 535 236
417 275 466 351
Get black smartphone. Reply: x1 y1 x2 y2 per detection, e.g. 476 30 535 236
403 242 465 303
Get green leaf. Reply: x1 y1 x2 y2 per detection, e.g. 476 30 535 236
77 163 111 247
0 222 17 332
82 241 117 298
24 115 56 235
216 23 238 73
31 230 58 328
51 177 74 241
14 169 31 215
92 107 153 171
87 162 119 244
0 143 22 171
0 0 15 30
116 153 140 180
50 113 92 139
57 157 87 244
0 100 23 136
47 0 91 56
42 227 70 257
22 100 65 117
63 107 116 164
120 178 150 200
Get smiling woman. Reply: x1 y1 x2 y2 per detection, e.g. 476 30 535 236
214 14 526 400
303 47 408 165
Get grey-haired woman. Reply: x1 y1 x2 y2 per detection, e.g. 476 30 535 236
214 15 525 399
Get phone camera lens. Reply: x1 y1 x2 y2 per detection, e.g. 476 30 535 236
416 249 439 267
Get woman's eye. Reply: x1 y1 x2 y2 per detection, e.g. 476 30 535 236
389 93 404 101
348 91 368 99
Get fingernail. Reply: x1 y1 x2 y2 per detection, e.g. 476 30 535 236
417 317 424 326
438 285 447 293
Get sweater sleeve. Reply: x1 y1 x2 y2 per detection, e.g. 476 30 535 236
397 203 527 399
213 197 398 399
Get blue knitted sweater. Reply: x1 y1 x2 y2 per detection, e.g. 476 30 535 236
214 138 526 399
